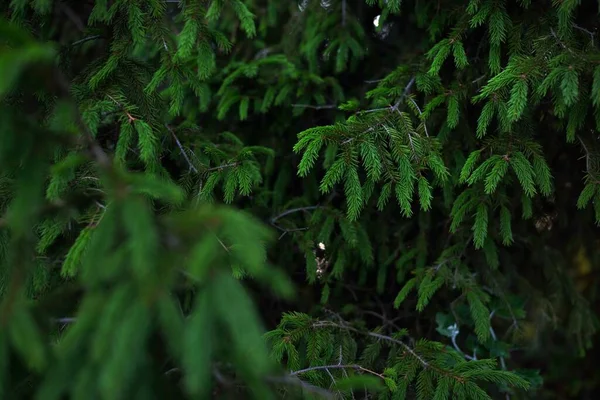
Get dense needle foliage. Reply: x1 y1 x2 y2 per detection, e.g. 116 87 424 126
1 0 600 398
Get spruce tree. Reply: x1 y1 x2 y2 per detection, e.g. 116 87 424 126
0 0 599 399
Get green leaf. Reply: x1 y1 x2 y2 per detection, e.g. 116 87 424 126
484 157 509 194
417 176 433 211
472 203 489 249
446 95 460 129
183 289 214 397
466 291 491 342
452 41 469 69
460 150 483 183
510 152 537 197
592 65 600 107
62 227 93 277
8 309 47 372
577 183 597 209
239 97 250 120
561 68 579 106
507 79 528 122
214 272 271 378
394 277 417 308
99 301 151 399
0 40 55 98
345 166 364 221
122 197 158 280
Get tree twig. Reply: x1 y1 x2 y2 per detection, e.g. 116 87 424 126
271 206 320 224
165 124 198 173
71 35 103 47
392 76 416 110
291 364 385 380
572 23 595 46
312 319 430 368
270 206 319 237
204 162 240 172
266 376 334 398
406 97 429 137
291 104 338 110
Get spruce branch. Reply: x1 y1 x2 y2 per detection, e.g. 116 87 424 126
311 319 430 368
106 94 137 122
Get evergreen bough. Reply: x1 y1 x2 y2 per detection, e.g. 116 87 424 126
1 0 599 398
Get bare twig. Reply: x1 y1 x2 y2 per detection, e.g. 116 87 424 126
550 28 575 55
291 104 338 110
215 235 230 252
572 23 595 46
270 206 319 237
165 124 198 173
204 162 240 172
266 376 334 398
577 135 592 174
448 324 477 361
406 97 429 137
312 320 430 368
392 76 416 109
271 206 320 223
105 94 137 122
489 311 507 371
341 77 414 145
291 364 385 380
53 317 76 324
71 35 103 47
472 75 487 84
362 310 403 332
341 126 374 145
357 107 393 114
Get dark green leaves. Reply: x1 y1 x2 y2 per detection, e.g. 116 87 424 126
0 20 55 98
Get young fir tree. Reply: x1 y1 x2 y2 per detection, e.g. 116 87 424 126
1 0 599 399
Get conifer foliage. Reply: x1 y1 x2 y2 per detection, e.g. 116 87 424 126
1 0 600 399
